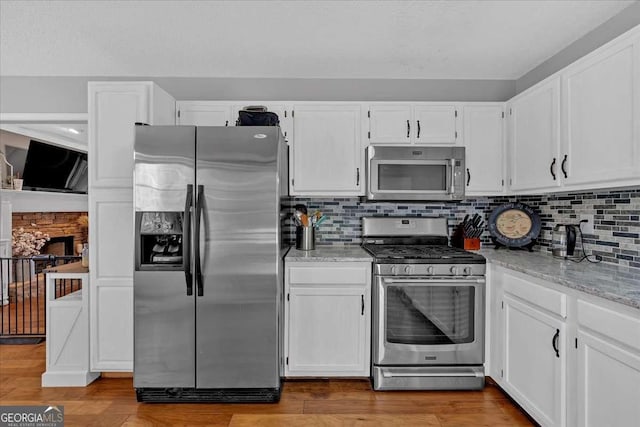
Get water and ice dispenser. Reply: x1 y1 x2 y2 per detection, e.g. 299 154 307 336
136 212 184 270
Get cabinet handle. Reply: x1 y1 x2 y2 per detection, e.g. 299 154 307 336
356 168 360 186
550 158 556 180
406 120 410 138
417 120 421 139
561 155 568 179
466 168 471 186
361 295 364 315
552 329 560 358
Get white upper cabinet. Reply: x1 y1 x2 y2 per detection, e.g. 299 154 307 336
368 104 412 143
368 103 460 144
505 25 640 195
290 103 364 196
89 82 175 188
176 101 233 126
507 76 562 193
413 105 459 144
463 104 505 195
176 101 292 143
561 30 640 188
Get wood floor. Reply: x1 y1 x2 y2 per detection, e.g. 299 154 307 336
0 343 535 426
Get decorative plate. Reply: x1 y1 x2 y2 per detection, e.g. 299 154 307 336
488 202 541 248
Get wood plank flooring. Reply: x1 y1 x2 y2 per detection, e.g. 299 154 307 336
0 343 535 426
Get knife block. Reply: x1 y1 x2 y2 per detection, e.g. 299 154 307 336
452 225 481 250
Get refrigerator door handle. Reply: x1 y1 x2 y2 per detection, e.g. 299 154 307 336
183 184 193 296
195 184 205 296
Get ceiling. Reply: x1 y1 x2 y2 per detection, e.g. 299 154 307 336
0 0 636 80
0 124 88 152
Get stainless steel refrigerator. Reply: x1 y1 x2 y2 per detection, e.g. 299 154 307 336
133 125 287 402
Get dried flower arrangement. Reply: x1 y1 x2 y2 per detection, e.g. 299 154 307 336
11 224 50 257
76 214 89 228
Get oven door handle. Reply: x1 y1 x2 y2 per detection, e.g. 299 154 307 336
382 277 485 284
382 371 484 378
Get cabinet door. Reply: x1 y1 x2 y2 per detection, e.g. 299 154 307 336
287 285 368 376
368 104 412 144
503 294 566 427
577 330 640 427
88 83 151 188
290 104 363 195
89 189 134 371
562 35 640 187
509 77 562 192
413 105 459 144
176 102 232 126
463 105 505 194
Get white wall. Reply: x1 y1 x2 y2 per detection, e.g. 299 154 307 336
0 130 29 188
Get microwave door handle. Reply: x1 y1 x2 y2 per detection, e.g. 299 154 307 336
449 158 456 194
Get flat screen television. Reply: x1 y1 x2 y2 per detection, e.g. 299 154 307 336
22 140 88 194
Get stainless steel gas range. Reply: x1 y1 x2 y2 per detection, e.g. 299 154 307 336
362 217 486 391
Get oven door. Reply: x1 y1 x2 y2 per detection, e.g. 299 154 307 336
373 276 485 366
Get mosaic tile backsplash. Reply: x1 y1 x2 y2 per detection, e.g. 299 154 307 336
284 187 640 269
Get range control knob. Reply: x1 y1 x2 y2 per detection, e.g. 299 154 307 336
463 267 472 276
426 266 434 275
404 265 413 274
390 265 398 275
450 266 459 275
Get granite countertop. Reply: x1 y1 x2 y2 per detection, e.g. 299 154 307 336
286 246 373 262
480 249 640 310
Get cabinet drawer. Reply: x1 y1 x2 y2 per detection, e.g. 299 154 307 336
578 300 640 352
503 271 567 318
289 266 368 285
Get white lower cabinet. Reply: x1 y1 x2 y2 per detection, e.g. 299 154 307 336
284 262 371 377
491 266 568 426
490 264 640 427
502 294 566 427
576 300 640 427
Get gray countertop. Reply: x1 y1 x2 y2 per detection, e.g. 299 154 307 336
480 249 640 310
285 245 640 309
286 246 373 262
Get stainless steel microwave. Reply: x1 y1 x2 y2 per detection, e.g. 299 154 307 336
366 146 465 201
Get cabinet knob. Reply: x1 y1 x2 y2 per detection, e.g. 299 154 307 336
450 266 459 275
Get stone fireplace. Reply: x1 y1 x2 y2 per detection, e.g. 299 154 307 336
11 212 88 256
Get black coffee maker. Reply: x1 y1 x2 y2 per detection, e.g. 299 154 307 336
552 224 577 258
